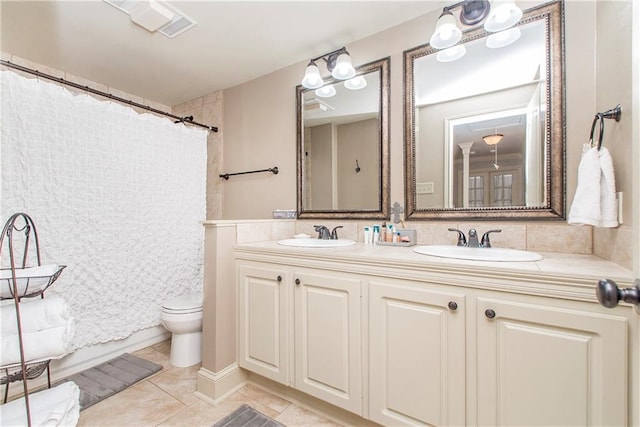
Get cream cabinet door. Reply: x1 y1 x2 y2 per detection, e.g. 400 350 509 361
477 296 628 426
238 263 290 385
294 270 362 415
369 280 466 426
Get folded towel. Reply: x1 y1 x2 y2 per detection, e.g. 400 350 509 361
599 147 618 227
0 265 64 299
568 145 601 226
1 322 74 366
0 381 80 426
1 297 72 335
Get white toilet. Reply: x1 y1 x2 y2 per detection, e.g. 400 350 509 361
160 293 203 367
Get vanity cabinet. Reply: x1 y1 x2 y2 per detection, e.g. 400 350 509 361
476 295 628 426
368 279 466 426
235 245 635 426
238 263 290 385
237 261 363 415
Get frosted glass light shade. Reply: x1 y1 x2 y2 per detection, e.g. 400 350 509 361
331 53 356 80
484 0 523 32
301 62 324 89
486 27 521 48
436 44 467 62
315 85 336 98
430 11 462 49
344 75 367 90
483 134 504 145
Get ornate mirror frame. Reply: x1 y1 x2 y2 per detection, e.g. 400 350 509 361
297 56 390 219
404 1 565 220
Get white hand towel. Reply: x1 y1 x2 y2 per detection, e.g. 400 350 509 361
598 147 619 227
1 297 72 334
0 381 80 427
0 321 74 366
568 145 601 226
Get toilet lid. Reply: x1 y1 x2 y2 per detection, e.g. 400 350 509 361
163 293 203 311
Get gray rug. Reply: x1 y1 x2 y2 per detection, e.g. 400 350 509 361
58 353 162 410
214 404 284 427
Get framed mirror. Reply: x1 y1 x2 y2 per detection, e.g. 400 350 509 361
297 57 390 219
404 1 565 220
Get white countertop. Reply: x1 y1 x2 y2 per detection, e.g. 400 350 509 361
235 241 635 293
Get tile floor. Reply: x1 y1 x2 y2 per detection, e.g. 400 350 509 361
77 340 343 426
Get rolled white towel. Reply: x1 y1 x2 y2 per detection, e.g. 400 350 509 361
598 147 618 228
568 145 601 226
0 321 74 366
1 297 72 335
0 381 80 426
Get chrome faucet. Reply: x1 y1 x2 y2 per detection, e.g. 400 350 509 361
330 226 343 240
467 229 480 247
314 225 331 239
448 228 502 248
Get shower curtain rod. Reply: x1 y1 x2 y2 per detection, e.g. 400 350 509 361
1 60 219 133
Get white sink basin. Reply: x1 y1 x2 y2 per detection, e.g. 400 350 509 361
278 238 356 248
413 245 543 262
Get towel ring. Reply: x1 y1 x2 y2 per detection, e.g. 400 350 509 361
589 104 622 151
589 114 605 151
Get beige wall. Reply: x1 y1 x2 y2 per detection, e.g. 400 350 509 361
219 1 639 265
592 0 634 268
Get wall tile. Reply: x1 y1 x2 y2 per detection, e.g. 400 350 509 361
526 223 592 254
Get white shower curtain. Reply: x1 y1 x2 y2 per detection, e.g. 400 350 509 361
0 70 207 348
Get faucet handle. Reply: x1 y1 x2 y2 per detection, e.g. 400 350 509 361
330 226 343 240
448 228 467 247
314 225 331 239
480 229 502 248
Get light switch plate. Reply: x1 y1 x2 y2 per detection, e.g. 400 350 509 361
417 182 434 194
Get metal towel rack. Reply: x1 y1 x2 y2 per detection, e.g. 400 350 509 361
219 166 279 180
590 104 622 150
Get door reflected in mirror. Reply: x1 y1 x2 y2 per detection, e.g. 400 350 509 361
405 1 565 220
297 57 390 219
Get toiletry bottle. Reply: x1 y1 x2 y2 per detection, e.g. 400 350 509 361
373 225 380 243
364 226 371 245
386 224 394 242
380 221 387 242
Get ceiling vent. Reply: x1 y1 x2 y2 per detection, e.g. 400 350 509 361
103 0 196 38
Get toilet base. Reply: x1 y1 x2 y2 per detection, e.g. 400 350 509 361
169 331 202 367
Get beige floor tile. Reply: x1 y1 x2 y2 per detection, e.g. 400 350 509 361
222 388 282 420
149 364 201 406
78 381 185 426
276 404 336 426
236 383 292 413
157 398 235 427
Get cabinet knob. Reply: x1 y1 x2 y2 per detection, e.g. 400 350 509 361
295 278 301 286
277 275 282 282
448 301 458 311
596 278 640 308
485 309 496 319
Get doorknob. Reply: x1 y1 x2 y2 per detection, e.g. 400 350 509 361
596 278 640 308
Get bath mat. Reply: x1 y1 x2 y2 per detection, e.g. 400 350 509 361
58 353 162 410
213 404 284 427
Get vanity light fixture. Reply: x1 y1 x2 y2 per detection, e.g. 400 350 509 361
301 47 356 89
436 44 467 62
486 26 521 48
429 0 522 50
344 75 367 90
315 85 337 98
